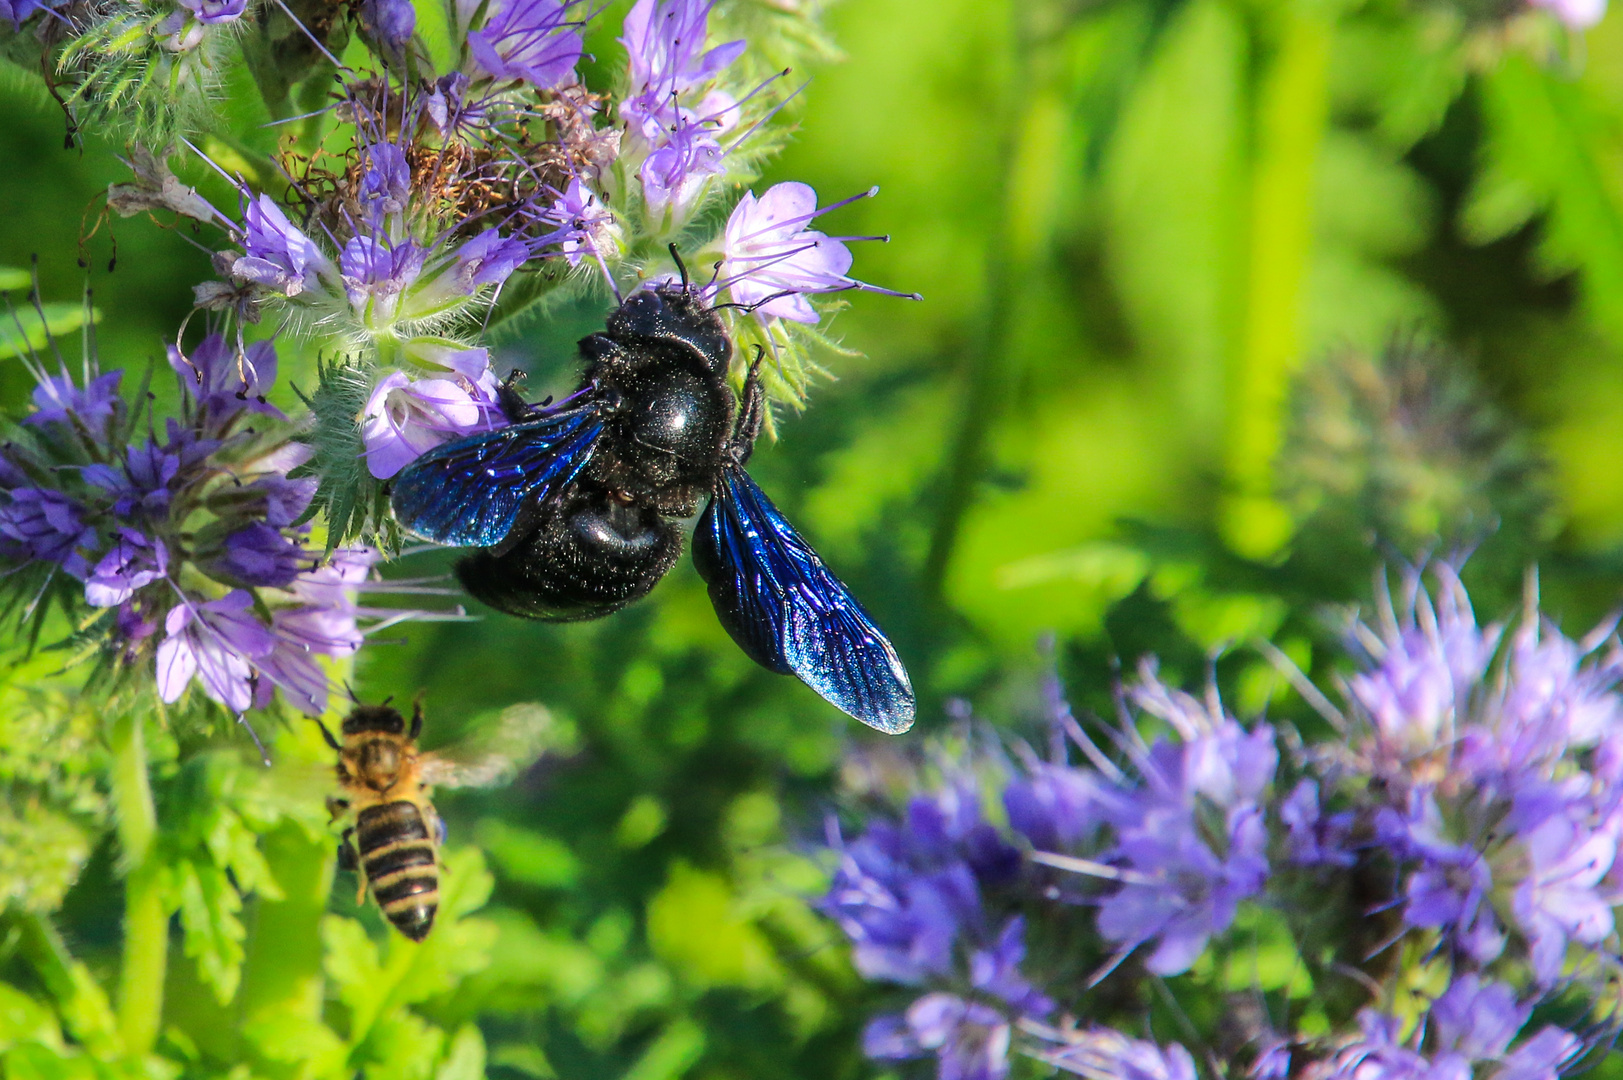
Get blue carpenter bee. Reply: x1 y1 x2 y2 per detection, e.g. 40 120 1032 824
390 260 914 734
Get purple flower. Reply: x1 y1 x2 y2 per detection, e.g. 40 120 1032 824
254 548 375 715
968 918 1052 1017
718 183 906 323
1003 761 1099 852
0 0 60 26
1028 1026 1199 1080
1511 814 1615 982
167 334 282 428
84 529 168 607
1346 567 1498 761
201 523 316 589
233 194 333 298
1498 1027 1583 1080
156 590 278 714
359 0 416 57
340 235 427 321
1429 977 1527 1060
864 994 1012 1080
450 229 530 292
639 110 728 215
1379 790 1505 962
0 488 96 578
619 0 745 137
537 178 617 267
360 354 502 479
1088 669 1277 975
358 142 412 222
177 0 246 22
467 0 584 89
1281 780 1356 868
26 370 122 436
250 474 318 528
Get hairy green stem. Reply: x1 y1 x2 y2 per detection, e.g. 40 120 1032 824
111 710 166 1057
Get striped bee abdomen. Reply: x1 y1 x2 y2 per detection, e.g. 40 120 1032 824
355 800 439 941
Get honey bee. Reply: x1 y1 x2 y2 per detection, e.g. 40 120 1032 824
318 699 559 941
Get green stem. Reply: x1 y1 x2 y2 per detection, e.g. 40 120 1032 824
921 4 1061 598
1219 0 1333 559
110 710 167 1057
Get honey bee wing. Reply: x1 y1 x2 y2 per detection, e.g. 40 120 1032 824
415 703 567 789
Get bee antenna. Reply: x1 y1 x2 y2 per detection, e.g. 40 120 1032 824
313 717 342 752
668 243 691 289
381 694 395 707
342 680 362 704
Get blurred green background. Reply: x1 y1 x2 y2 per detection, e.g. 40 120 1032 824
7 0 1623 1074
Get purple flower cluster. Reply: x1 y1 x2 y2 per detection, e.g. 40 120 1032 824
0 333 390 723
821 566 1613 1080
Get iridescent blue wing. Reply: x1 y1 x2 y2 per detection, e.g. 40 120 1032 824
693 465 914 733
390 405 602 549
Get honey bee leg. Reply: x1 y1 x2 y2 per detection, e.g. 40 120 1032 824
314 717 342 752
409 696 424 741
326 795 350 823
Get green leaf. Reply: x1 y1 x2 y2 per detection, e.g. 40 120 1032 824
1465 55 1623 348
360 1012 443 1080
435 1026 486 1080
240 1013 348 1077
0 982 63 1053
620 1021 705 1080
174 859 247 1006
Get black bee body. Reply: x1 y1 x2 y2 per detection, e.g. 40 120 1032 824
460 287 739 621
391 280 917 734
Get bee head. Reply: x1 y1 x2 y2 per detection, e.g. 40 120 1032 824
342 704 407 737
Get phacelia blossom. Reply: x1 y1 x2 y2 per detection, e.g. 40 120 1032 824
467 0 584 88
156 590 278 714
84 529 168 607
234 194 333 298
1026 1025 1199 1080
360 348 504 479
865 995 1014 1080
168 334 282 431
1087 667 1277 975
27 370 123 434
619 0 744 136
0 488 97 578
536 178 619 267
718 183 912 323
176 0 247 23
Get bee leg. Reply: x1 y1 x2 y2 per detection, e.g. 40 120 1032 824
409 695 425 741
337 828 359 873
314 717 342 752
497 370 541 423
727 348 767 467
326 795 350 823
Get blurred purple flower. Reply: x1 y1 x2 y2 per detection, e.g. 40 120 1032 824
1380 789 1505 962
1511 814 1615 982
156 590 277 714
1346 567 1498 761
0 488 96 578
865 994 1012 1080
719 182 916 323
84 529 167 607
1028 1026 1199 1080
26 370 122 437
467 0 584 88
0 0 60 27
360 353 502 479
233 194 333 297
253 549 375 715
1429 976 1526 1060
1089 668 1277 975
1281 779 1356 868
1003 761 1099 852
968 918 1052 1017
249 474 318 528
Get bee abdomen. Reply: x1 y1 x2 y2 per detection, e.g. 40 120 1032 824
356 801 438 942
